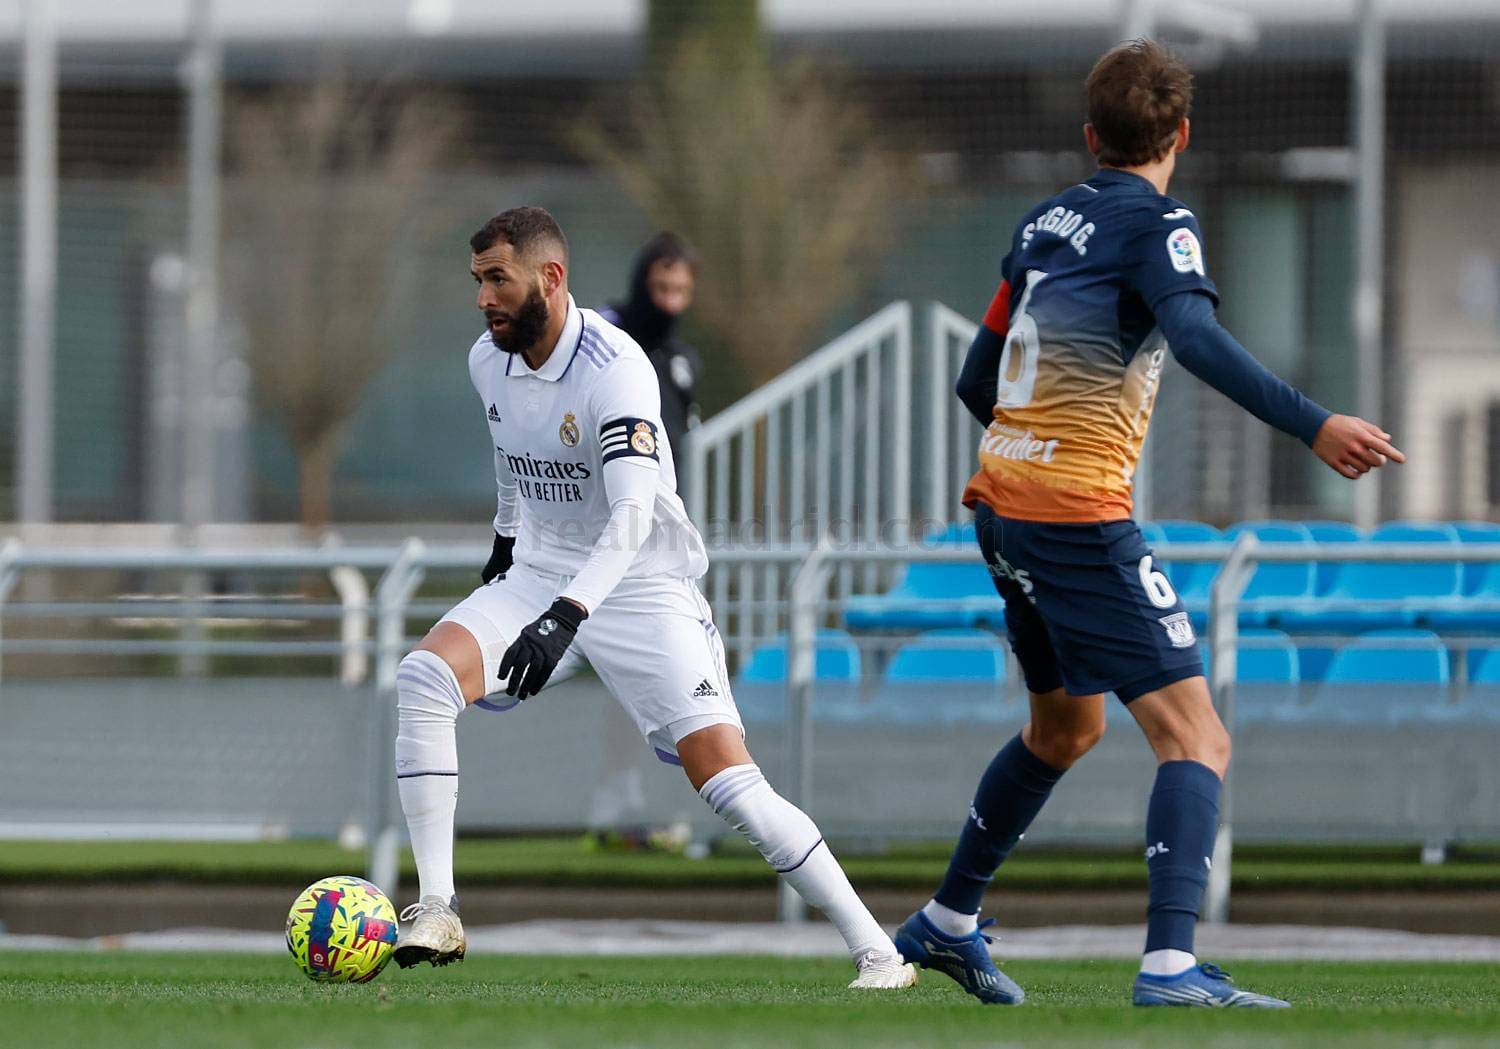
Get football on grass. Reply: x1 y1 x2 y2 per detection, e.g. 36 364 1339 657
285 875 398 982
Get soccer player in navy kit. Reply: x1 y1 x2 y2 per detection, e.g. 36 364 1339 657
893 41 1404 1007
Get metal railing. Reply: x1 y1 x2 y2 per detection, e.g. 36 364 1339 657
926 303 982 524
683 302 915 630
0 540 823 896
4 536 1499 919
0 539 397 687
779 538 1500 922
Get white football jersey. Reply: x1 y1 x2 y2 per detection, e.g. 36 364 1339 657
468 295 708 585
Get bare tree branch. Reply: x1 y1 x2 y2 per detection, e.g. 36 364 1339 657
576 34 913 388
223 72 468 529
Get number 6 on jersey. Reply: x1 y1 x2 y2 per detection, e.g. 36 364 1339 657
995 269 1047 408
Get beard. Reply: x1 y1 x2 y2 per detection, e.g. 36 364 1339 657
488 285 550 356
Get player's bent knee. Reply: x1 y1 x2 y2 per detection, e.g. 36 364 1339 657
676 723 754 792
1024 722 1103 769
413 621 486 703
1024 694 1107 769
1201 722 1232 777
1156 717 1230 777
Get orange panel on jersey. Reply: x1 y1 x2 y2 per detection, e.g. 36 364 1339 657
962 464 1133 523
964 335 1166 524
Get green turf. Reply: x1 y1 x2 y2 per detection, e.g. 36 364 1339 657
6 838 1500 892
0 953 1495 1048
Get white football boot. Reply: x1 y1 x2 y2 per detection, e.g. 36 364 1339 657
394 895 467 968
848 949 918 990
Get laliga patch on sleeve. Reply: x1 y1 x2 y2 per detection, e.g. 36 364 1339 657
1167 227 1205 276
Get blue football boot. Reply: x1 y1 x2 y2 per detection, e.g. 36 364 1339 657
893 910 1024 1005
1132 961 1290 1008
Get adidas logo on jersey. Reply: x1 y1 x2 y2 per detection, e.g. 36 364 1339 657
691 679 719 698
487 403 501 422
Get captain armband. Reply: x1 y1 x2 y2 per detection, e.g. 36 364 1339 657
599 417 661 465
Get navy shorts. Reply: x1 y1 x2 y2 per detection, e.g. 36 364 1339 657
975 502 1204 702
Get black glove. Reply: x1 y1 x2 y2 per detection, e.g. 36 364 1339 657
498 598 587 700
481 533 516 585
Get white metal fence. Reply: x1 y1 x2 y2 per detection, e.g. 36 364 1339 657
3 538 1499 923
682 300 987 668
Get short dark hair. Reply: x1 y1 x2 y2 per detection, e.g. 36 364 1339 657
469 206 569 264
1085 39 1193 167
639 231 697 273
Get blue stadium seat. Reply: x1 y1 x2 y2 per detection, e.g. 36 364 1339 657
1302 520 1364 595
1152 521 1224 630
738 629 862 683
1300 630 1450 724
885 628 1007 682
735 630 863 724
843 524 1000 631
1461 647 1500 724
864 629 1010 725
1304 520 1366 543
1198 629 1301 723
924 521 978 545
1295 644 1337 683
1467 645 1500 684
1421 522 1500 633
1236 628 1301 684
1323 629 1450 683
1276 522 1460 633
1221 521 1315 625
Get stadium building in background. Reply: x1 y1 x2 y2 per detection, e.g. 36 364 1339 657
0 0 1497 527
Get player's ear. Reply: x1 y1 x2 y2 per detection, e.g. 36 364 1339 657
1083 122 1101 157
1176 118 1191 154
540 258 566 298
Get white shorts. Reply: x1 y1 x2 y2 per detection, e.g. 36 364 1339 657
440 564 743 763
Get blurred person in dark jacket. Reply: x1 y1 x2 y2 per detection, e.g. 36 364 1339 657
599 233 703 468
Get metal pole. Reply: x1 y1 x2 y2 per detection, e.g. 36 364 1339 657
181 0 223 530
1203 533 1255 924
891 303 912 538
18 0 57 525
780 539 831 923
1353 0 1385 529
0 539 24 686
177 0 223 676
367 540 425 896
330 564 371 687
685 430 707 535
926 306 948 526
1120 0 1156 40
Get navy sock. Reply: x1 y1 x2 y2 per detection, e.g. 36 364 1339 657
934 734 1065 915
1143 759 1222 954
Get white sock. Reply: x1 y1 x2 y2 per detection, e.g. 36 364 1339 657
699 763 896 961
395 650 465 903
922 898 979 938
1140 948 1197 976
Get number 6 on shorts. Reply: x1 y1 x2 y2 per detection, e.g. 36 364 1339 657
1138 555 1177 609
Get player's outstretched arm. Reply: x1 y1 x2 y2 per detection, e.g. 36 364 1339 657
1310 414 1406 479
1156 290 1403 479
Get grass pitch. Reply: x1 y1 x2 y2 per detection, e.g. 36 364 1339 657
0 953 1495 1048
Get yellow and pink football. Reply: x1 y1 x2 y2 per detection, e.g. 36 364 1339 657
285 875 398 983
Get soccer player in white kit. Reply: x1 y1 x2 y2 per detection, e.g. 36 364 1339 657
391 207 915 989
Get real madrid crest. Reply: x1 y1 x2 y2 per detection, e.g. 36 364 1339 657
559 412 580 448
630 421 657 455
